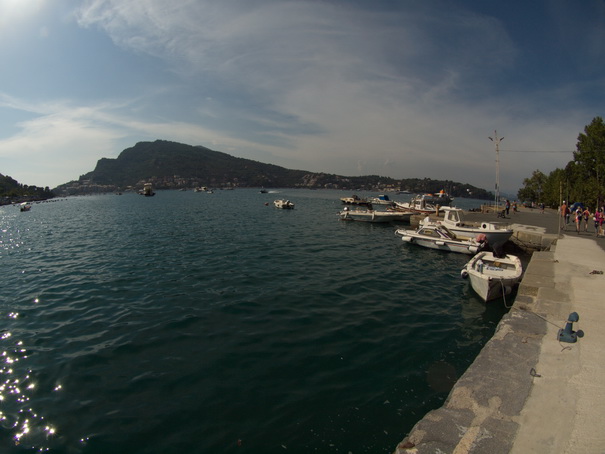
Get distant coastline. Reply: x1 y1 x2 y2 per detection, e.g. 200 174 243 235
51 140 494 199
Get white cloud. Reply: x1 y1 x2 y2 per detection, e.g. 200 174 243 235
0 1 600 192
71 1 535 192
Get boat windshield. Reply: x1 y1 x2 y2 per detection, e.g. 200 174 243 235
439 226 457 239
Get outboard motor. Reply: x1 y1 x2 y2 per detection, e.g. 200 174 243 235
492 242 505 258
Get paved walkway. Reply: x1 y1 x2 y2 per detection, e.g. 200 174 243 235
395 208 605 454
511 234 605 453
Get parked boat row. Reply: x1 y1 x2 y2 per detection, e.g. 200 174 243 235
265 191 521 302
393 213 522 302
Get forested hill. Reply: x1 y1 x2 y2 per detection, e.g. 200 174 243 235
54 140 493 199
0 173 54 204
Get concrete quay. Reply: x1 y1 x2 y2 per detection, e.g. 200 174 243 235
395 208 605 453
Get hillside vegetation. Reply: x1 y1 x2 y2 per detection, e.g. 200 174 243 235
0 173 54 205
52 140 492 198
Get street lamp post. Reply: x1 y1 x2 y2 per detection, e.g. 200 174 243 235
489 131 503 216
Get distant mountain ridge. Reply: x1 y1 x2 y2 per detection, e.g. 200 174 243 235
54 140 493 199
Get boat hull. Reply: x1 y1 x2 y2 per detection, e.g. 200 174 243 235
340 210 411 223
448 226 512 245
439 207 513 245
396 228 483 255
461 251 523 302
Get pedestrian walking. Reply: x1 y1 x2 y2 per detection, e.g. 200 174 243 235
505 200 510 216
560 201 570 230
583 207 591 232
575 208 582 233
599 209 605 237
594 209 602 235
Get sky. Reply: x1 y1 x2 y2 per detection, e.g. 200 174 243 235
1 1 604 194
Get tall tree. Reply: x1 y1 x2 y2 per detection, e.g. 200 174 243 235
542 168 566 207
518 170 546 203
574 116 605 208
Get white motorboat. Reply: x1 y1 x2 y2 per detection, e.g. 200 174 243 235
393 192 452 214
140 183 155 196
460 251 523 302
339 207 411 223
274 199 295 209
395 224 486 255
368 194 395 206
436 207 513 245
20 202 32 212
340 195 371 206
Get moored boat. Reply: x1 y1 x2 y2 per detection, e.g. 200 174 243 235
140 183 155 196
437 207 513 245
340 195 371 206
339 207 411 223
274 199 295 209
393 191 452 214
395 224 486 255
368 194 394 206
460 251 523 302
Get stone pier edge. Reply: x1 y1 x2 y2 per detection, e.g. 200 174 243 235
394 235 560 454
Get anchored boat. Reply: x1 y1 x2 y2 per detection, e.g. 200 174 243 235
339 207 412 223
274 199 295 209
395 224 486 255
460 251 523 302
436 207 513 245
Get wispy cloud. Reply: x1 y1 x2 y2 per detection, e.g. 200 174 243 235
0 1 601 190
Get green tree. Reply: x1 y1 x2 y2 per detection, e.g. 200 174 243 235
573 116 605 208
518 116 605 209
541 168 566 207
517 170 546 203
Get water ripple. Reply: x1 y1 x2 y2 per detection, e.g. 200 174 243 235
0 191 508 453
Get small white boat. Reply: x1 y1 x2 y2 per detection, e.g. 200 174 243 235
339 208 411 223
274 199 295 209
20 202 32 212
368 194 394 206
395 224 486 255
437 207 513 245
393 192 452 214
460 251 523 302
140 183 155 196
340 195 371 206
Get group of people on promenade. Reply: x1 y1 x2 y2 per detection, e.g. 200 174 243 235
560 201 605 236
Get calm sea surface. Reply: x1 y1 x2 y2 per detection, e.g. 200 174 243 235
0 189 509 454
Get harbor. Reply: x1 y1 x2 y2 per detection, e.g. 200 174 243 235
395 207 605 453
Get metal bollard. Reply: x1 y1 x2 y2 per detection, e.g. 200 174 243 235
557 312 584 343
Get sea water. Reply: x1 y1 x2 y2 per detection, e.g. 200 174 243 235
0 189 508 453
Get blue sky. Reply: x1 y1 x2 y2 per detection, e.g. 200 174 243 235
1 0 603 193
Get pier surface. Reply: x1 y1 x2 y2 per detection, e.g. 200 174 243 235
395 207 605 453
